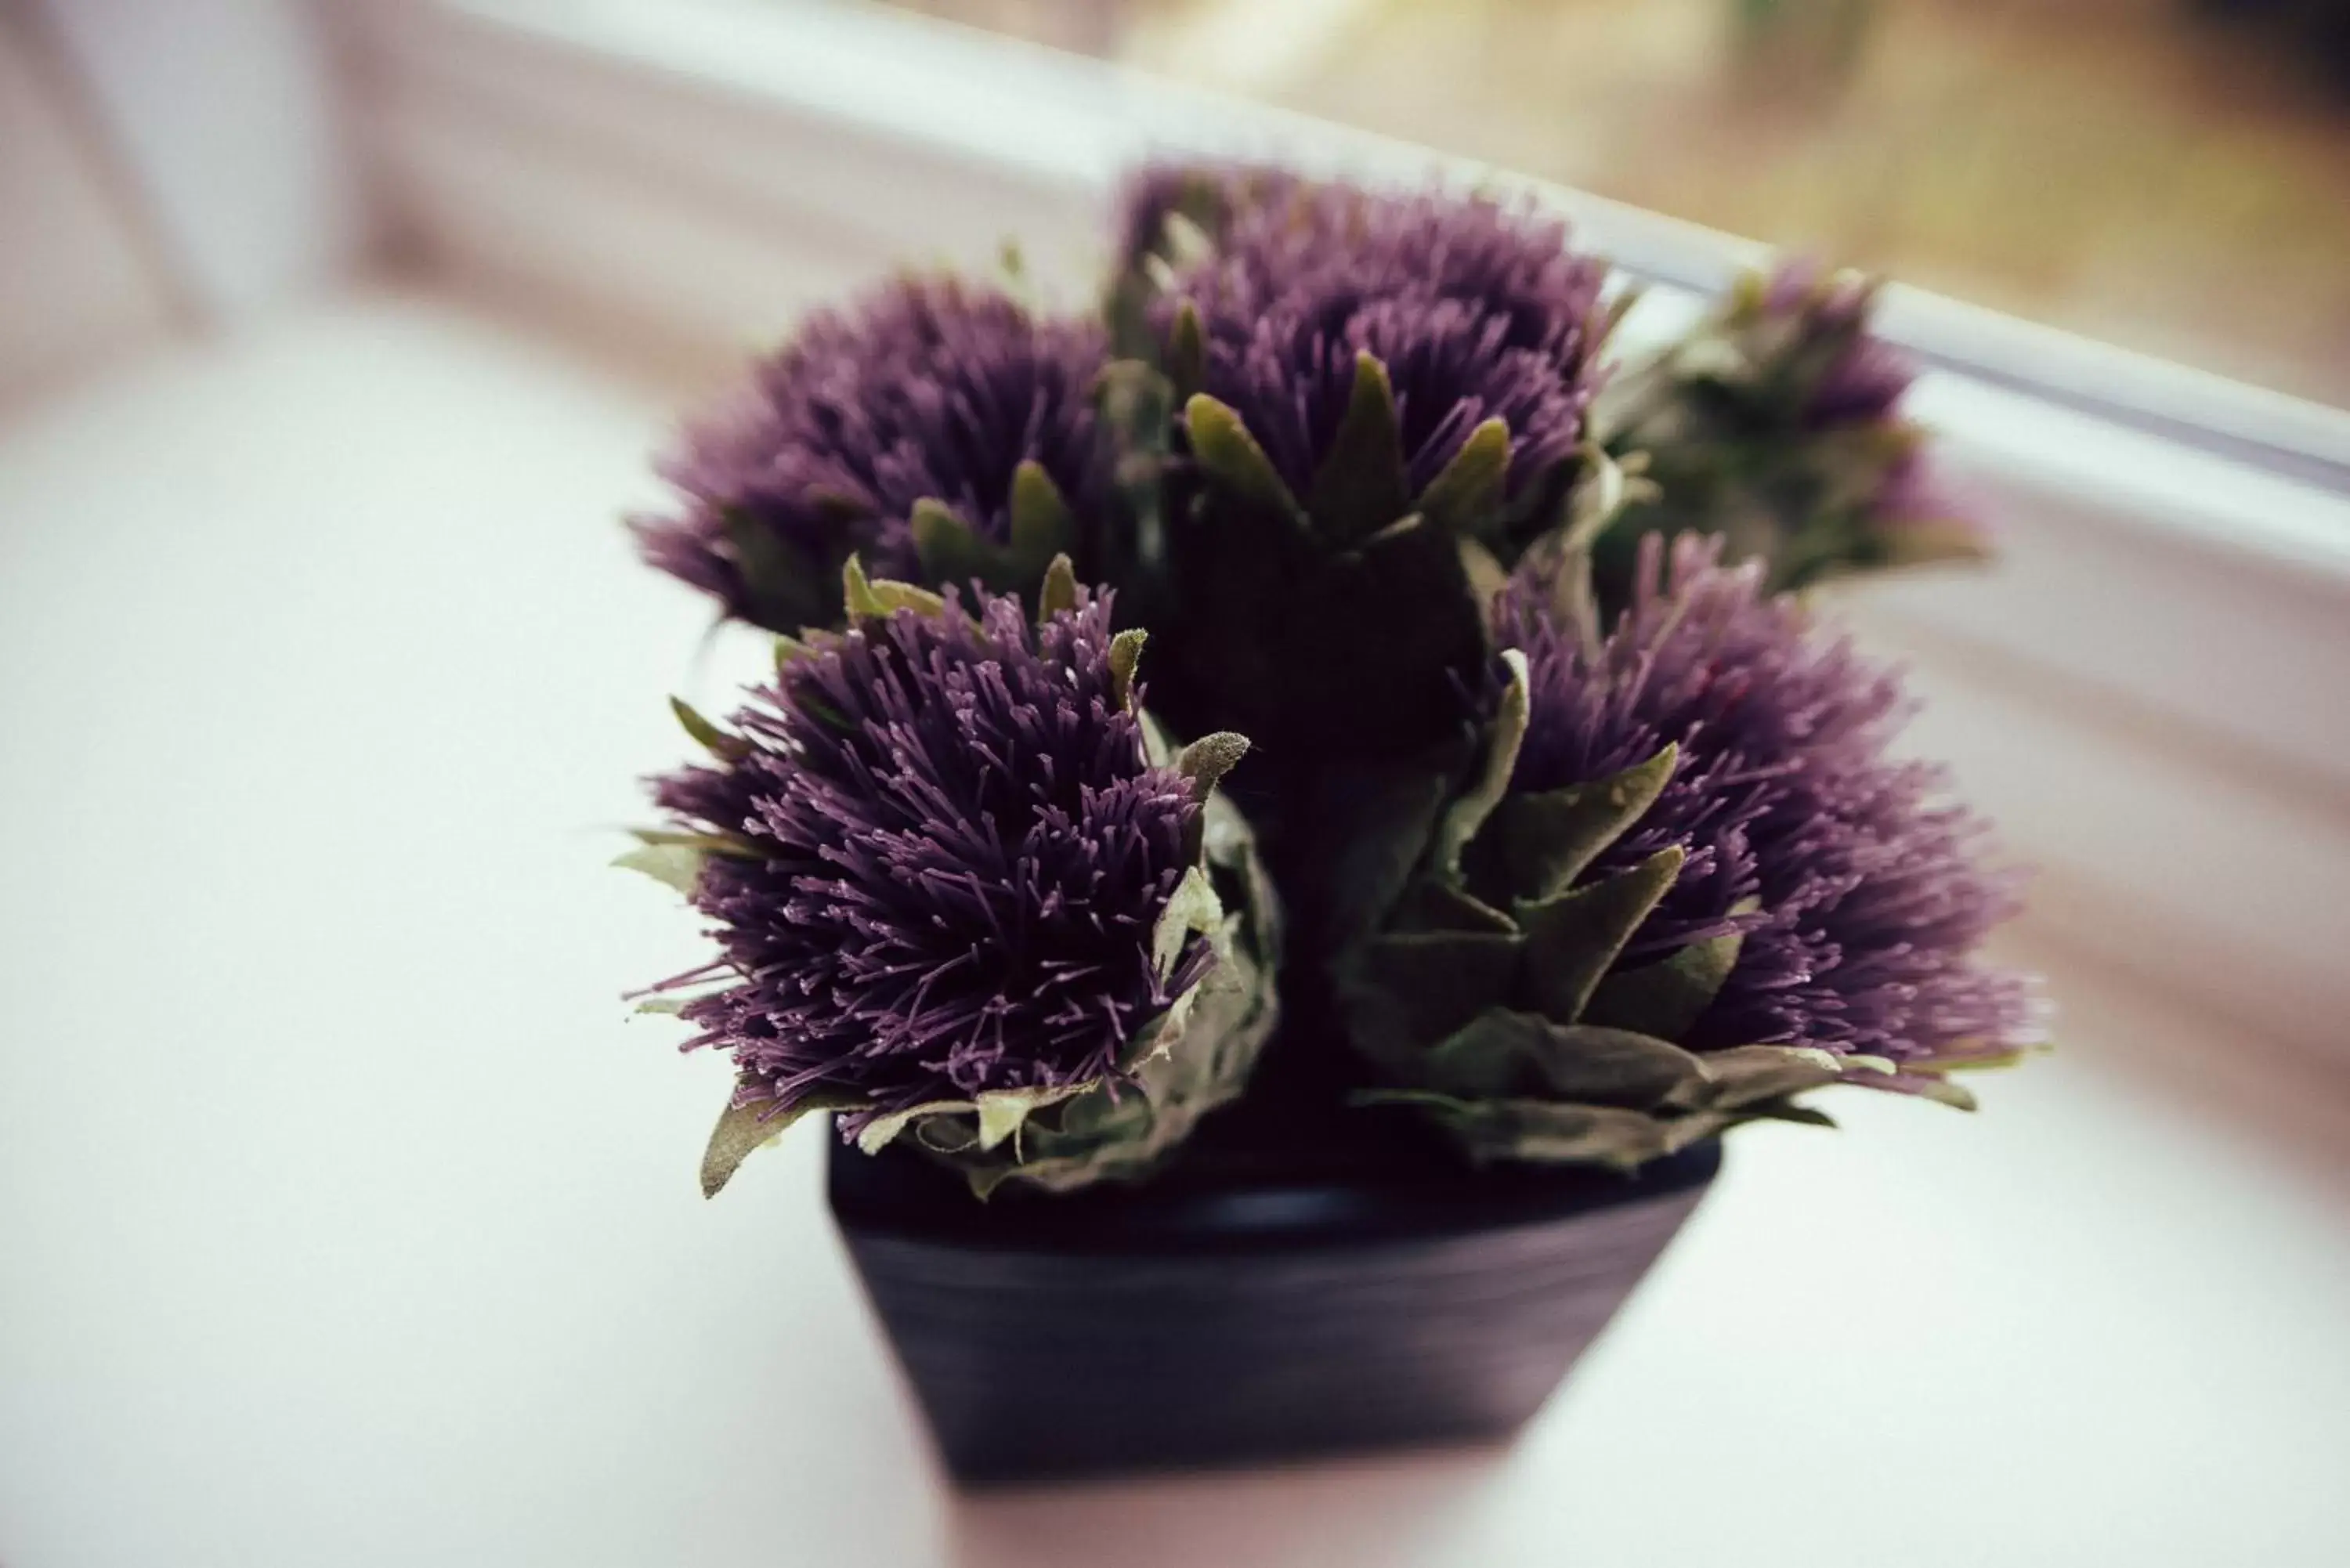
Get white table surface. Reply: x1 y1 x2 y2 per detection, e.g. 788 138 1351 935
4 294 2347 1568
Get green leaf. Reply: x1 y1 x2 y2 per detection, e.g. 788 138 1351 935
613 843 705 895
1184 394 1300 520
1108 627 1148 710
1677 1045 1848 1111
841 555 884 618
1150 864 1224 983
1360 1089 1671 1171
1558 442 1633 556
1582 926 1744 1041
1037 552 1079 623
1355 930 1524 1057
1894 1073 1980 1111
1310 350 1411 543
1167 298 1206 399
1171 731 1250 800
971 1083 1092 1151
1007 461 1077 566
843 555 947 618
1417 417 1509 538
1466 744 1678 905
911 499 993 587
1736 1097 1838 1129
700 1090 841 1198
1421 1010 1701 1106
1432 649 1530 878
1386 879 1517 934
1516 847 1686 1024
773 634 815 674
669 695 749 761
721 507 829 630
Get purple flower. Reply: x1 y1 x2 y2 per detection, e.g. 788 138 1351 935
1154 175 1608 508
1502 533 2039 1065
632 279 1114 629
647 585 1215 1133
1113 161 1302 276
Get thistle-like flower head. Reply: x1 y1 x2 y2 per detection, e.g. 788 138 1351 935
1156 175 1608 510
1340 533 2038 1169
648 579 1216 1137
1502 533 2036 1063
1593 259 1986 605
633 279 1113 630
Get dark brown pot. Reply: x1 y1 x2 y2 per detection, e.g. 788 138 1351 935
828 1107 1719 1485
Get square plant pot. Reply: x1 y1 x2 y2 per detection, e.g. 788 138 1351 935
829 1107 1718 1484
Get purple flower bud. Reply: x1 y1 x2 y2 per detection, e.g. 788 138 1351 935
632 279 1113 627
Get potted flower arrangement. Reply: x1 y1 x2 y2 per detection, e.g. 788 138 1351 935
619 164 2043 1483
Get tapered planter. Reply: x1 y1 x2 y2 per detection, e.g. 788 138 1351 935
830 1107 1719 1485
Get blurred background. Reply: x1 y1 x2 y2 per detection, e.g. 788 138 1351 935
897 0 2350 404
3 2 2347 1565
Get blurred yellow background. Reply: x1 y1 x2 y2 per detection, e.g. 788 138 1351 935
891 0 2350 405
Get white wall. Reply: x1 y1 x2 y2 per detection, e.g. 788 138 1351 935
0 5 178 408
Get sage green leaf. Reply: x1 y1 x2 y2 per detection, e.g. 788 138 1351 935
1037 552 1079 623
1558 442 1633 556
1678 1045 1847 1111
1735 1098 1838 1129
670 695 748 761
1361 1089 1672 1171
1432 649 1529 878
633 995 688 1015
773 634 815 674
972 1082 1093 1151
844 557 947 618
1167 298 1206 399
1893 1073 1980 1111
1358 931 1524 1058
626 827 753 858
1582 926 1744 1041
1423 1010 1701 1106
1007 460 1077 565
1418 417 1509 539
1150 864 1224 982
1467 744 1677 905
1319 761 1454 947
855 1098 962 1155
1516 847 1686 1024
1457 537 1509 602
613 843 704 896
1184 394 1300 520
1108 627 1148 710
911 499 992 586
721 506 829 630
1386 878 1517 935
700 1090 835 1198
841 555 885 618
1172 731 1250 800
1310 350 1411 543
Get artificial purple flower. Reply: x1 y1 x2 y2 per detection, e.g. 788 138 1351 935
1112 161 1301 276
1501 533 2038 1066
647 586 1215 1133
632 278 1114 630
1152 175 1609 507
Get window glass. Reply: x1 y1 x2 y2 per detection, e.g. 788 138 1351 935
883 0 2350 409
